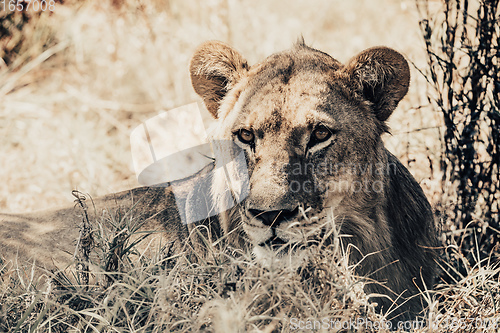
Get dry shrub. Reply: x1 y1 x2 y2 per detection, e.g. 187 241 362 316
418 0 499 270
416 3 500 331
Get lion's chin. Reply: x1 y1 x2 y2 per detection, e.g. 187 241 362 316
253 243 309 269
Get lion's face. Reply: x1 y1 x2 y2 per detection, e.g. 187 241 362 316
190 40 410 262
225 59 383 262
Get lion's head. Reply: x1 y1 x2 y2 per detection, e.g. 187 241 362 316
190 40 411 264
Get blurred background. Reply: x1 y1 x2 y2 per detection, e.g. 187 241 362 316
0 0 443 213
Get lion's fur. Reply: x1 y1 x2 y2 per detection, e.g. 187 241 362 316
0 185 186 269
0 40 437 320
192 40 437 319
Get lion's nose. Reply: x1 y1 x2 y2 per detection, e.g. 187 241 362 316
248 207 299 227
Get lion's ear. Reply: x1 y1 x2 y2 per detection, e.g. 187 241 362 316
190 41 249 118
343 47 410 122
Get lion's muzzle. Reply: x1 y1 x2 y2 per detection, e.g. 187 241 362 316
247 207 299 227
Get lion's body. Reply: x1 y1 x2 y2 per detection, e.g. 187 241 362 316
1 40 437 320
0 186 181 269
0 164 225 269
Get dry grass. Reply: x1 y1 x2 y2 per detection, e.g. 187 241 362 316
1 202 498 332
0 207 384 332
1 0 498 332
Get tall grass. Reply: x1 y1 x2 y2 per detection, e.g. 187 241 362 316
1 205 384 332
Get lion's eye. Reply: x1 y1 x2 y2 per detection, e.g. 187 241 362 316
311 125 332 143
237 129 255 144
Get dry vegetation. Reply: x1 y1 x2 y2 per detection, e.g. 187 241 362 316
0 0 499 332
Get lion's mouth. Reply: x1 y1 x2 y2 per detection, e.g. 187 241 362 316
259 236 289 250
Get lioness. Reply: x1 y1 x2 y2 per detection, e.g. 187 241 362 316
0 40 437 319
